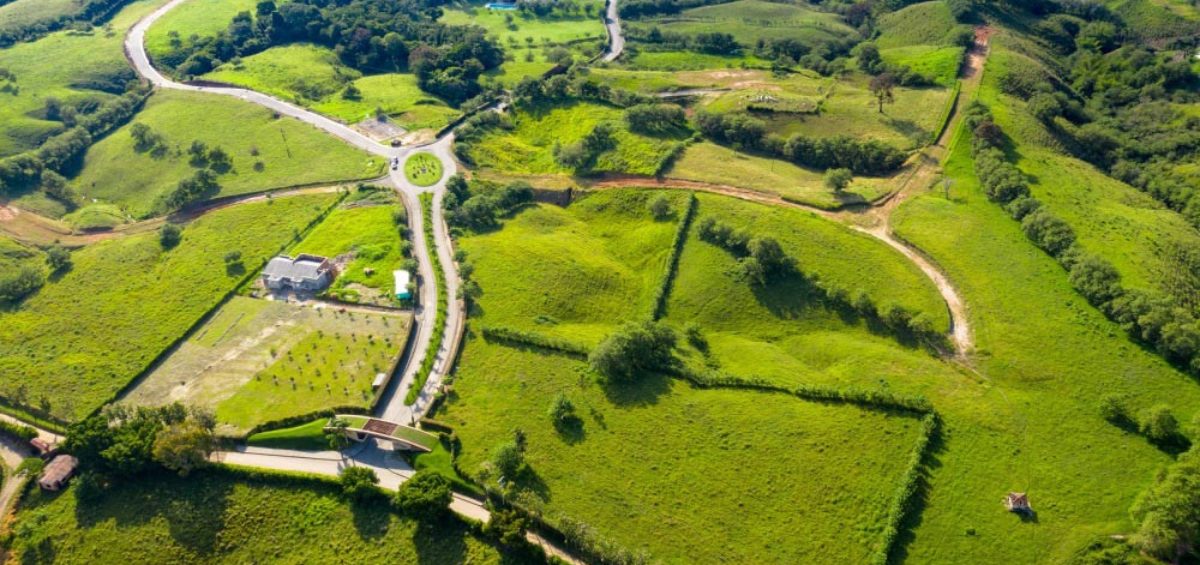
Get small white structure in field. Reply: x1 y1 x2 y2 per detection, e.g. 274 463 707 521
393 269 412 300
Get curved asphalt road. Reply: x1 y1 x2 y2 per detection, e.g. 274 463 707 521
602 0 624 62
126 0 463 424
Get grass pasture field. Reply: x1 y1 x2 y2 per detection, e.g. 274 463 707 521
125 296 410 435
466 101 687 177
200 44 460 130
70 89 383 219
0 193 340 422
665 142 893 207
977 46 1200 299
405 152 444 187
0 0 81 31
0 0 162 158
626 0 852 47
7 470 526 564
621 50 772 71
699 71 953 150
144 0 259 59
460 190 688 345
439 340 926 563
439 2 605 84
874 1 960 49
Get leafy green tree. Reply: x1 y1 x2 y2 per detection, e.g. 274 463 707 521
0 265 44 304
393 470 451 520
159 223 182 249
869 73 896 113
326 418 351 451
341 82 362 100
824 168 852 192
152 417 215 476
1098 393 1128 423
1140 405 1179 443
855 42 881 74
339 466 380 501
648 195 671 219
45 245 71 274
589 321 677 382
1129 448 1200 561
484 508 530 547
547 393 575 425
491 440 524 479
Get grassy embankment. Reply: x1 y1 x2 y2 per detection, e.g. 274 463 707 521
200 44 460 129
466 101 687 179
7 469 528 563
0 193 340 422
70 89 383 219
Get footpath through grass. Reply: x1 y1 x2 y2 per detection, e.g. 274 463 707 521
7 469 529 563
0 193 340 422
71 89 383 219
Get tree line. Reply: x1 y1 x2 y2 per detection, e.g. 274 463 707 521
966 103 1200 379
694 110 907 175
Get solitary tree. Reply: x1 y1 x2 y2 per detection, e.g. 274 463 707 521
648 195 671 219
326 417 351 451
823 168 852 192
547 393 575 425
45 245 71 274
491 440 524 479
160 223 182 249
589 321 677 383
152 417 215 477
869 73 896 114
339 466 380 501
1140 405 1179 443
393 471 451 520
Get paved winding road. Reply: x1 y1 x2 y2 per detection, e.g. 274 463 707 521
601 0 624 62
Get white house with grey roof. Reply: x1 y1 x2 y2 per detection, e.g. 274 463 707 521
261 254 335 292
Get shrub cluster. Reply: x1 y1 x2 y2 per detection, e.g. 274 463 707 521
694 111 907 175
0 418 37 442
968 104 1200 376
649 193 697 320
444 174 533 230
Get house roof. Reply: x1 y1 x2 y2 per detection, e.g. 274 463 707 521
40 454 78 484
263 254 329 283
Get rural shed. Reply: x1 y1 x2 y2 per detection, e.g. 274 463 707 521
38 454 78 491
394 269 412 300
